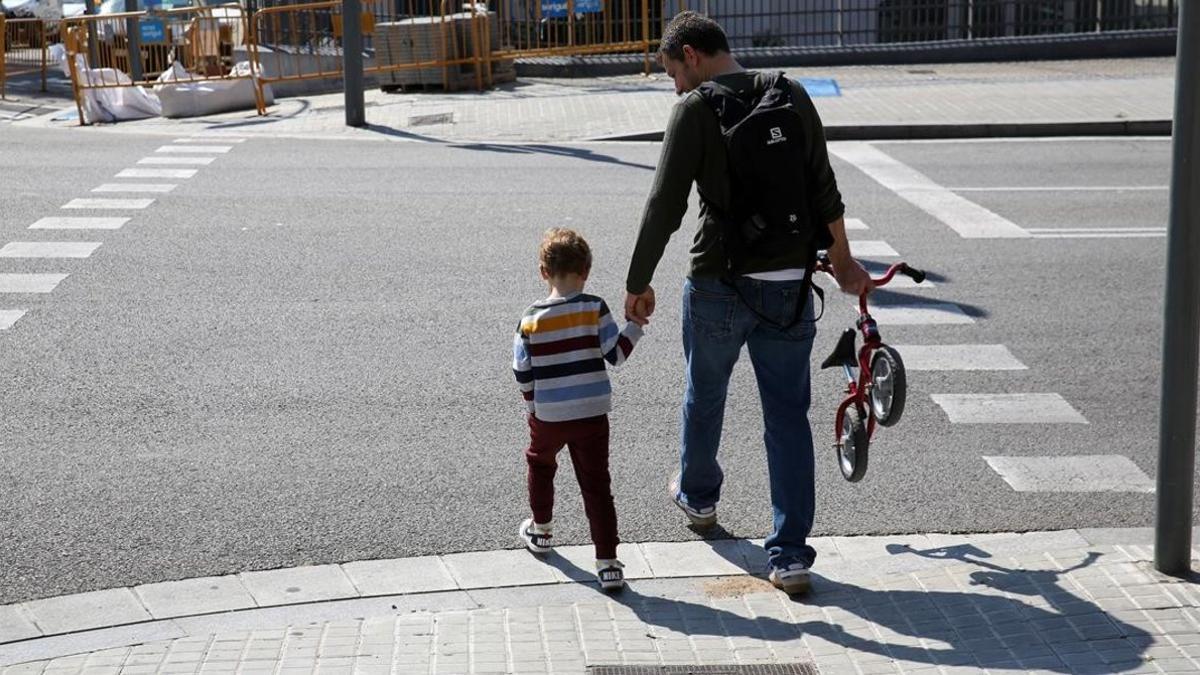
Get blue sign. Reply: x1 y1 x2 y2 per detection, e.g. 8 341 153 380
139 18 166 43
795 77 841 98
541 0 602 19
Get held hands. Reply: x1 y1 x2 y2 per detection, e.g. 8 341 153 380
624 286 656 326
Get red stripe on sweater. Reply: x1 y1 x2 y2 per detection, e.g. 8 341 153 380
528 334 601 357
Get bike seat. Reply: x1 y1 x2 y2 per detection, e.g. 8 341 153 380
820 329 858 370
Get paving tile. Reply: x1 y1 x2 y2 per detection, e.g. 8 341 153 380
23 589 151 635
135 576 256 619
342 556 458 596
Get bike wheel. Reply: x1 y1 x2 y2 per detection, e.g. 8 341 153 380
838 406 869 482
870 345 907 428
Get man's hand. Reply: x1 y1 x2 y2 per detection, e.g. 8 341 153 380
625 286 656 326
829 252 873 296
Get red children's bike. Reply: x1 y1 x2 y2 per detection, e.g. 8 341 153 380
816 253 927 482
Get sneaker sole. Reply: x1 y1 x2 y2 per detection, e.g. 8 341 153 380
672 498 718 528
600 580 625 592
770 574 812 595
668 475 717 528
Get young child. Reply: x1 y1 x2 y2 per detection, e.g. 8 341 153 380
511 228 644 591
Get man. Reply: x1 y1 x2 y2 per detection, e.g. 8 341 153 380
624 11 871 595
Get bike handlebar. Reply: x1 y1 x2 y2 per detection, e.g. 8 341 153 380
815 253 928 289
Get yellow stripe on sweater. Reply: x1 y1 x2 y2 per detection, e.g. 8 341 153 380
521 310 599 335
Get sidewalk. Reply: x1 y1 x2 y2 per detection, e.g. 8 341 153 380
10 57 1176 143
2 529 1198 674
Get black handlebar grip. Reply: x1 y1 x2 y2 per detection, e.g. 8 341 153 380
901 265 927 284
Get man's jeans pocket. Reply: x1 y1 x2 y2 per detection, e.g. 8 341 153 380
687 282 736 340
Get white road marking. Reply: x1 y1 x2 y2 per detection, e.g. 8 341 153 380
177 137 246 143
849 240 899 257
93 183 178 193
1030 232 1166 239
830 142 1029 239
62 198 154 209
932 393 1088 424
0 242 102 258
0 273 68 293
864 303 974 325
117 168 197 179
948 186 1167 192
844 218 869 230
30 217 128 230
984 455 1154 493
890 344 1027 371
137 157 215 166
0 310 26 330
1026 227 1166 233
157 145 231 154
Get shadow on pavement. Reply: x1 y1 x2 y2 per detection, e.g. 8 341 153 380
662 537 1152 673
456 143 656 171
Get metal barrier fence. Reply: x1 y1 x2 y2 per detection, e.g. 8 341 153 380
661 0 1179 48
60 4 265 124
491 0 652 60
2 16 56 97
248 0 491 95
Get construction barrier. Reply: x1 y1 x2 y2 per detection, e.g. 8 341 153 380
60 3 265 124
248 0 492 98
2 16 55 97
490 0 653 68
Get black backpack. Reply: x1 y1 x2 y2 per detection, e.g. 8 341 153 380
697 72 833 325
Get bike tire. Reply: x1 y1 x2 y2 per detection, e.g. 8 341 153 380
839 406 869 482
870 345 908 428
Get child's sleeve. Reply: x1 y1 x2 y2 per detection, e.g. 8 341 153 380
598 300 643 367
512 322 535 412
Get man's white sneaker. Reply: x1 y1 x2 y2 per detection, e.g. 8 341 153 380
518 518 553 555
596 559 625 592
668 473 717 527
769 562 812 595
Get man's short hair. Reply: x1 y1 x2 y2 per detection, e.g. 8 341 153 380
659 10 729 62
539 228 592 277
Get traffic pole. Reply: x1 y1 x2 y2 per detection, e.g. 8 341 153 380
1154 1 1200 576
342 0 365 127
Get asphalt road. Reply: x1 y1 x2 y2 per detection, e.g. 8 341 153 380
0 128 1191 603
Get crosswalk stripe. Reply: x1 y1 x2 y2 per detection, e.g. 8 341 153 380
1029 232 1166 239
862 303 974 325
844 218 869 230
932 393 1087 424
157 145 231 154
831 142 1029 239
0 242 102 258
0 310 26 330
1026 227 1166 233
984 455 1154 493
177 137 246 143
93 183 177 193
30 217 128 230
137 157 215 166
117 168 197 179
890 344 1026 371
62 198 154 210
849 240 899 257
0 273 68 293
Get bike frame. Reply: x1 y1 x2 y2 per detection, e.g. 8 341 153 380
816 260 917 445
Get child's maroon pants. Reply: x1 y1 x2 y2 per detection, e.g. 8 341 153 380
525 414 618 560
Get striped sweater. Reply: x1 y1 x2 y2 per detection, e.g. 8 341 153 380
512 292 643 422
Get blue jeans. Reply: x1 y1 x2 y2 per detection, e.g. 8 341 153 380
679 275 818 570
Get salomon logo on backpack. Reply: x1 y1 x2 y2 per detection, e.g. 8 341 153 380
697 72 832 271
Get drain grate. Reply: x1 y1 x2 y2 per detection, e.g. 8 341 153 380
588 665 818 675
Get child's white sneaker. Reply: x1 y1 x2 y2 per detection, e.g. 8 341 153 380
596 559 625 592
519 518 553 554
